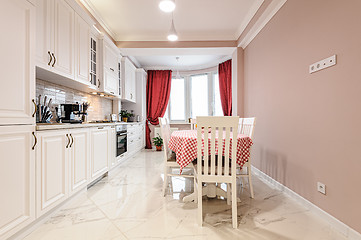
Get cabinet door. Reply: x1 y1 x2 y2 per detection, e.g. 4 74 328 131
75 14 90 84
69 129 89 195
53 0 74 79
0 125 35 239
0 0 35 125
104 42 118 72
90 128 108 180
36 130 69 217
104 69 118 95
35 0 54 70
108 127 116 168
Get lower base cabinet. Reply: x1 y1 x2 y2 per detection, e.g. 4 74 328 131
36 130 69 217
90 127 109 181
69 129 89 196
0 125 35 240
36 128 90 217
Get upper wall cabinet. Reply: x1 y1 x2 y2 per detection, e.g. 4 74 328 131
0 0 35 125
75 14 90 85
36 0 75 80
99 36 120 96
121 57 136 103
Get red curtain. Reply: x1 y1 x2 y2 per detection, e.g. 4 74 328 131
145 70 172 149
218 59 232 116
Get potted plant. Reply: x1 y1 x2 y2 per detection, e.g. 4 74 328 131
120 110 134 122
152 134 163 151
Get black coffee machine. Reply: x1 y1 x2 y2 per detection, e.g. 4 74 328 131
60 103 86 123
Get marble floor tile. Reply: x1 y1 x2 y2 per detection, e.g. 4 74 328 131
22 150 348 240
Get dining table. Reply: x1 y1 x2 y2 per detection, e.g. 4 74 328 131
168 129 253 202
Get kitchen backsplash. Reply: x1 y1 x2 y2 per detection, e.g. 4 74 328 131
36 79 113 121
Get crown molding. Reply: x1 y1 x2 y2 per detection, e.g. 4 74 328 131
234 0 264 39
238 0 287 49
80 0 117 40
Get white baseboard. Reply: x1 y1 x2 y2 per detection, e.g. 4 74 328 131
252 166 361 240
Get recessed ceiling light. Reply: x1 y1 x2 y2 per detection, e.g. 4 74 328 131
159 0 176 13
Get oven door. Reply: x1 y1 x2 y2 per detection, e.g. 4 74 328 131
116 132 127 157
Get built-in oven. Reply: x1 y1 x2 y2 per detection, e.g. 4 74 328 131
116 124 127 157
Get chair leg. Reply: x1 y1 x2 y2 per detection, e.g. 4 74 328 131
232 182 237 229
227 183 231 205
248 167 254 199
197 179 203 226
162 166 168 197
193 177 198 203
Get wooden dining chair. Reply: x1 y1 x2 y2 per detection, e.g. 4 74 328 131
237 117 256 198
190 118 197 130
193 116 239 228
159 117 193 196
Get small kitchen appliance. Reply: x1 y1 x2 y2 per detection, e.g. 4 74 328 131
60 103 86 123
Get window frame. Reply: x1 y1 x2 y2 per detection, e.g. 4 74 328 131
165 70 221 123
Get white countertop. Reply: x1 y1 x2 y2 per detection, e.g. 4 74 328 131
36 121 145 131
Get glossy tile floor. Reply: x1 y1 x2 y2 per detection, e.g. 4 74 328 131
23 150 346 240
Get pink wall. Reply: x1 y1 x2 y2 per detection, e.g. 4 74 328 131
243 0 361 233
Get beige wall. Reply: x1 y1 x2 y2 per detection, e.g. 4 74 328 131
243 0 361 233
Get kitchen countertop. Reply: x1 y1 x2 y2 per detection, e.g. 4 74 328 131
36 121 145 131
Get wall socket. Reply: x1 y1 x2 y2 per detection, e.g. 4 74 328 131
317 182 326 195
309 55 337 74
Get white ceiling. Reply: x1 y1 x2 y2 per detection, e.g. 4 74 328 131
120 47 234 70
82 0 264 41
81 0 264 70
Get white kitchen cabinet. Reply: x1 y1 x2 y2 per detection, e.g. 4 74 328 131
89 27 100 89
0 0 35 125
121 57 136 103
69 129 89 195
90 127 109 180
36 130 69 217
99 36 119 96
75 14 90 84
127 123 145 157
36 0 75 79
108 126 117 169
0 125 35 240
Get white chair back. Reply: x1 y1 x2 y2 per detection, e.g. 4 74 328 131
158 117 172 159
190 118 197 130
240 117 256 139
196 116 239 177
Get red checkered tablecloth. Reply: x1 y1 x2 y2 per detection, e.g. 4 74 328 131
168 130 253 172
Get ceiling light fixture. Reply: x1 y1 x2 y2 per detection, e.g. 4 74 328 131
175 57 181 79
159 0 176 13
167 15 178 41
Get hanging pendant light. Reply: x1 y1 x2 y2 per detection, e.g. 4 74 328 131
175 57 181 79
167 16 178 41
159 0 176 13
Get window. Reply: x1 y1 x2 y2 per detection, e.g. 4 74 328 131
213 73 223 116
191 74 208 118
169 77 185 121
165 71 223 122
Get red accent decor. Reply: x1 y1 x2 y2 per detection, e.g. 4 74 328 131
168 130 253 172
218 59 232 116
146 70 172 149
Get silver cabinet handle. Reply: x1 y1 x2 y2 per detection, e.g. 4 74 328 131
66 134 70 148
47 51 53 66
51 53 56 67
98 79 101 88
32 132 37 150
